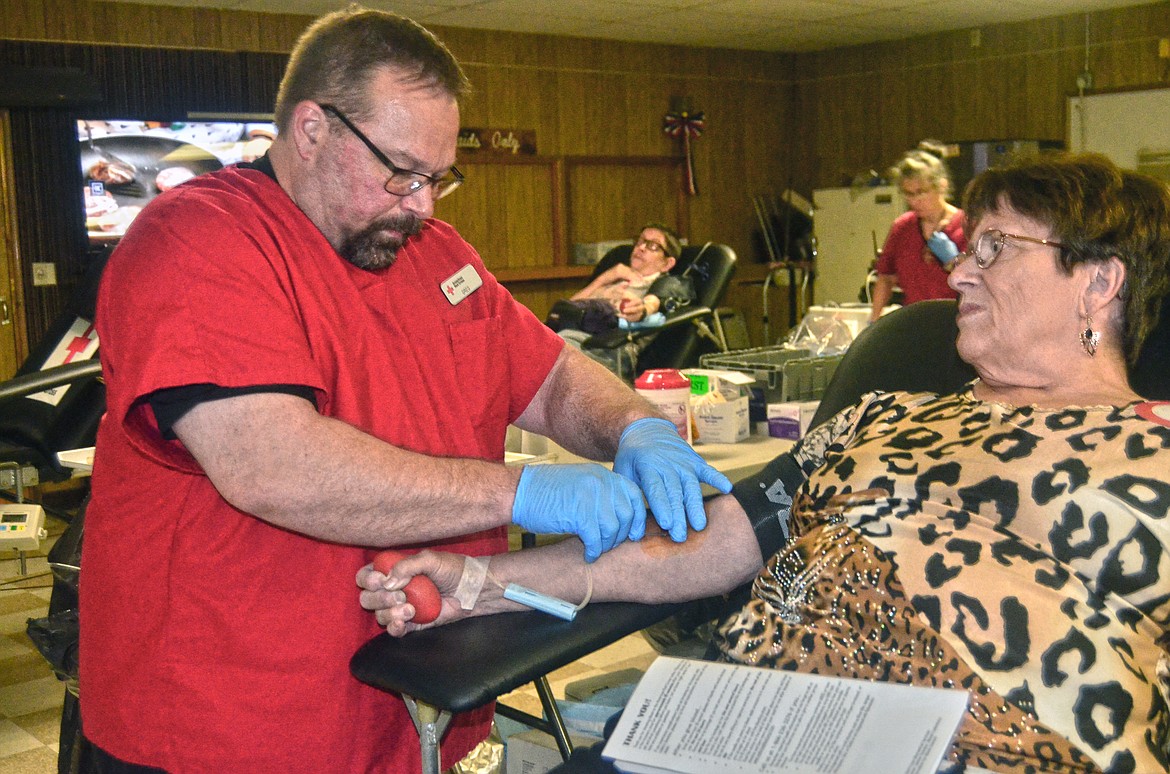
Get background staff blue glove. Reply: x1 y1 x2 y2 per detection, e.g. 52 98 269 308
512 463 647 563
613 417 733 543
927 231 960 265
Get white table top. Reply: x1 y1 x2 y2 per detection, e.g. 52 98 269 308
61 434 792 487
509 431 791 490
57 446 95 474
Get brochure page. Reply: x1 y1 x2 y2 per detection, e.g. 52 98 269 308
602 656 968 774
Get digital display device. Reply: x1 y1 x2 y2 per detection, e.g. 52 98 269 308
78 117 277 243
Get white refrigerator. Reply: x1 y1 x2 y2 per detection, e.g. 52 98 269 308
812 186 904 306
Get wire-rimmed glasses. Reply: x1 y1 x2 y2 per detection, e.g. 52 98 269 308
635 238 667 254
958 228 1067 269
318 103 463 200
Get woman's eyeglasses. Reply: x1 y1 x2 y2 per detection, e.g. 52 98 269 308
318 103 463 200
635 238 667 254
957 229 1066 269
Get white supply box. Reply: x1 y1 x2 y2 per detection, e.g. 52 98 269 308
683 369 754 444
506 729 601 774
767 400 820 440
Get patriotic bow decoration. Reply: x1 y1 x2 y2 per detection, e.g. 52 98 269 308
663 110 705 195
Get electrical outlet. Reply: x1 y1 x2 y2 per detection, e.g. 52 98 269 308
32 262 57 286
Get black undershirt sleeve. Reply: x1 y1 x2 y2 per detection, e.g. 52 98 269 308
729 451 809 559
150 383 317 440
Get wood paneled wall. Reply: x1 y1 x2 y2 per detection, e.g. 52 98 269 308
1 0 1167 348
793 2 1170 192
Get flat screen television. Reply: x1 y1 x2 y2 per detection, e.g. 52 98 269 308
78 117 277 243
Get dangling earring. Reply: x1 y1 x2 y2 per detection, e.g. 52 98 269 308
1080 316 1100 357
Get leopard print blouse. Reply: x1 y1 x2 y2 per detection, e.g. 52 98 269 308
721 386 1170 773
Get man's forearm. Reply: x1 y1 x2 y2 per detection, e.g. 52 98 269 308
174 391 522 546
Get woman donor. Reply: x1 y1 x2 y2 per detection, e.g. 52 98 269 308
360 153 1170 773
870 139 967 322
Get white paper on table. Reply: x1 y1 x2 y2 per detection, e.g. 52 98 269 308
602 656 969 774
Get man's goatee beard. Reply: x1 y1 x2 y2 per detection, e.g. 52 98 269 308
341 214 424 270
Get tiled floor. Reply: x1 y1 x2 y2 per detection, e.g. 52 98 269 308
499 632 657 719
0 519 67 774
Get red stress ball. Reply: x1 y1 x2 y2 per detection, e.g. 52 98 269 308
372 550 442 624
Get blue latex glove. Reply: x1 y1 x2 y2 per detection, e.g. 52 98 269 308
512 463 647 562
613 417 733 543
617 312 667 330
927 231 960 265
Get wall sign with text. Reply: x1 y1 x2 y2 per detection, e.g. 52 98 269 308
458 128 536 155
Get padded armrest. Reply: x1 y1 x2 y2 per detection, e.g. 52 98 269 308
582 306 715 350
350 601 681 713
0 361 102 405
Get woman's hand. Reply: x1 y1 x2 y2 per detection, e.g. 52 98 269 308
618 294 646 321
356 549 470 637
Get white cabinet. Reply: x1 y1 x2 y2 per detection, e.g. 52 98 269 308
812 186 903 305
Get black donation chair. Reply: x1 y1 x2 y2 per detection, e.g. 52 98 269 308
581 242 738 372
807 300 976 428
0 257 105 497
809 297 1170 429
351 601 682 772
352 297 1170 774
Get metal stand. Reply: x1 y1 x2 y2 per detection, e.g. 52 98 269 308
1 461 29 575
403 673 576 774
403 695 452 774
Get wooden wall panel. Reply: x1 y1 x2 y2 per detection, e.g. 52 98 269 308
566 161 683 246
2 0 1167 348
436 159 557 272
795 2 1170 190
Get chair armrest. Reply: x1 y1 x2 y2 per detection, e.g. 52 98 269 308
0 361 102 405
582 307 715 350
350 601 681 714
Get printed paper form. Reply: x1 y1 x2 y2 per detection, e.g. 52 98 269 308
602 656 968 774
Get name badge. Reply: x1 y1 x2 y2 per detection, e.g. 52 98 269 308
440 264 483 306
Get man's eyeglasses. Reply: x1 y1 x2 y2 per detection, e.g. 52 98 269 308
318 103 463 200
957 228 1067 269
635 238 667 254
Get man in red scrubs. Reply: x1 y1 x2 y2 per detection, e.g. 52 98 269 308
80 7 729 773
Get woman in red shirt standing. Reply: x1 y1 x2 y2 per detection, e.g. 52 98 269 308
869 140 967 322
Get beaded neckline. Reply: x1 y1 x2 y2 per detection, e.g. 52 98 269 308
961 379 1142 413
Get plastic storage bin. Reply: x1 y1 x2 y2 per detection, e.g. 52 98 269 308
699 345 843 403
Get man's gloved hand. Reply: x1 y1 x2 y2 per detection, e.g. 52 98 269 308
512 463 647 563
927 231 960 265
613 417 733 543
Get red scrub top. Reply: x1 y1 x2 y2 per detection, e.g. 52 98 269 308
876 209 966 304
81 166 564 773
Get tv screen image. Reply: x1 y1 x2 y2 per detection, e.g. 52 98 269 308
79 119 276 242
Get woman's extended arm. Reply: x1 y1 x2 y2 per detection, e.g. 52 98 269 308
358 493 764 636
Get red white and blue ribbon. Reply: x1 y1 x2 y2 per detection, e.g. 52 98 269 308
663 110 705 195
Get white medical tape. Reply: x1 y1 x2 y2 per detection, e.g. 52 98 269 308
455 555 490 610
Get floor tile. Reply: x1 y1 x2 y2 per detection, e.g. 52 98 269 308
0 676 65 718
0 718 43 757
